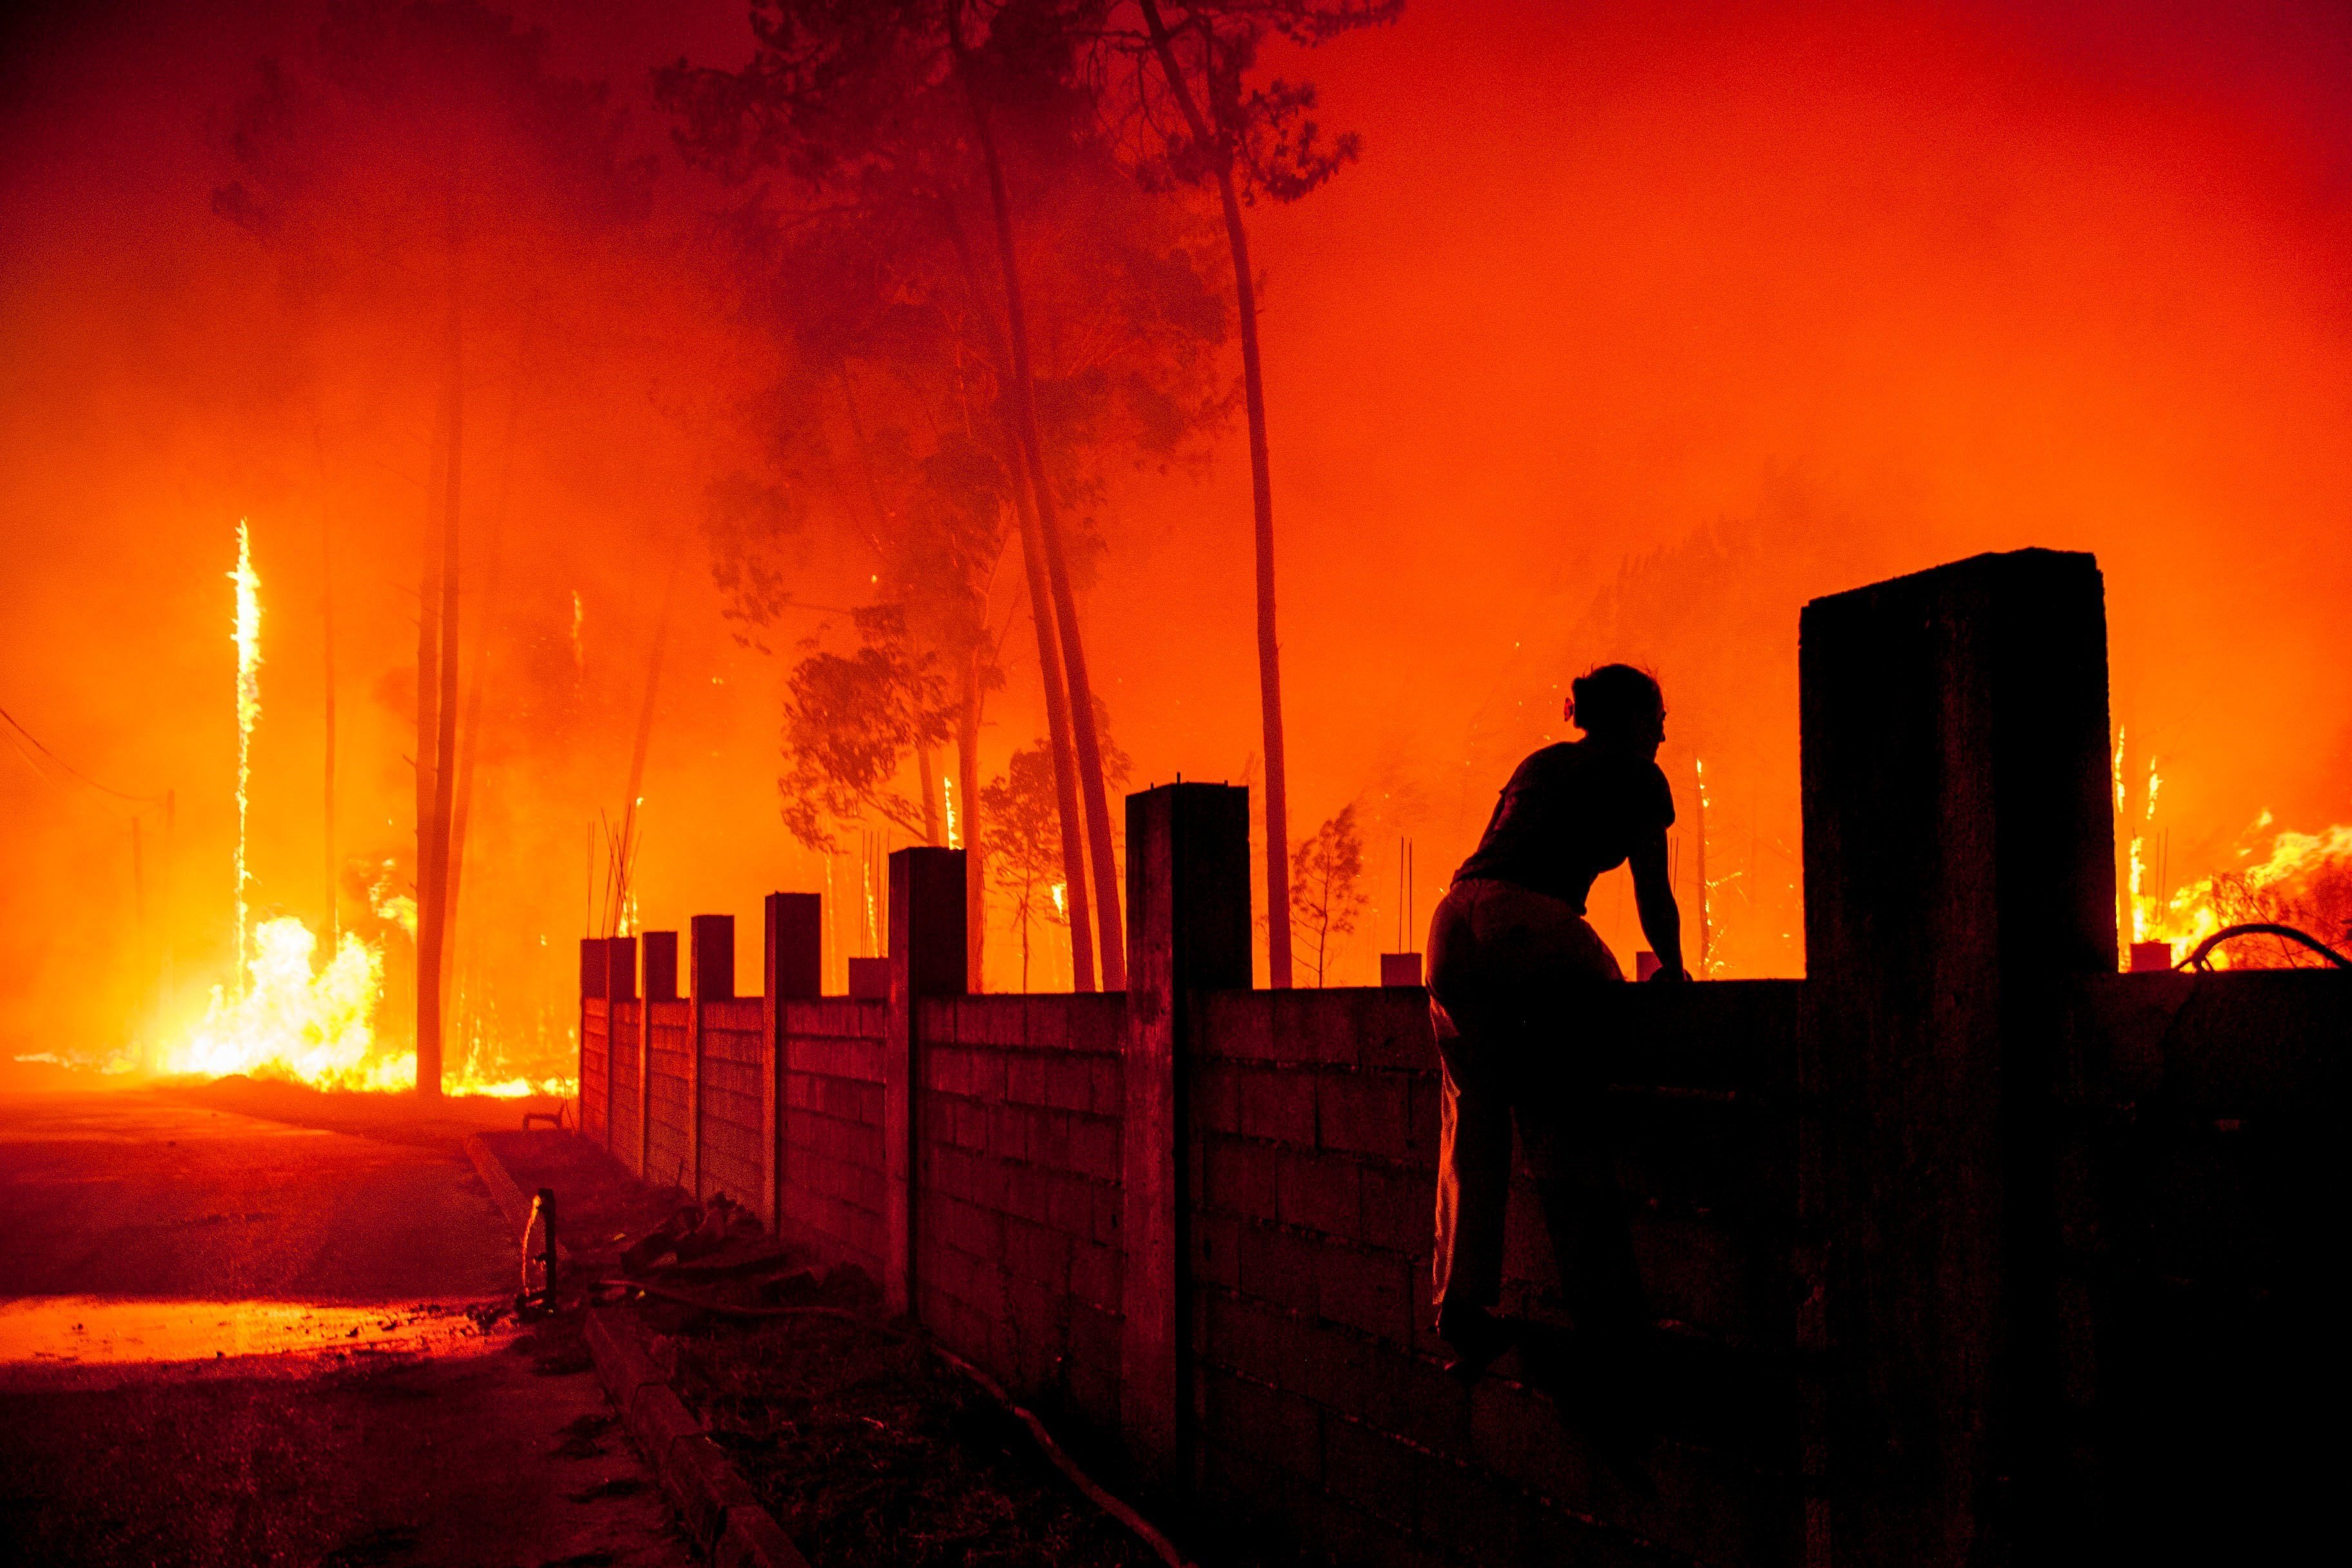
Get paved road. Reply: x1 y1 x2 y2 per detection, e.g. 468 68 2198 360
0 1089 690 1568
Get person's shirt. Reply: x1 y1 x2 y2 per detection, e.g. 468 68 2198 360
1453 738 1675 914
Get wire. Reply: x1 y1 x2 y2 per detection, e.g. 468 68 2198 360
0 705 168 805
2179 922 2352 972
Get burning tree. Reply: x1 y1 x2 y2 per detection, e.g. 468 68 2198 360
213 0 654 1092
1291 801 1367 985
1111 0 1399 986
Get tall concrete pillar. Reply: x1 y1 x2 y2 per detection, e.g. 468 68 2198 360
640 931 675 1181
689 914 734 1204
1800 548 2114 1564
1121 783 1251 1491
883 848 966 1317
763 893 822 1234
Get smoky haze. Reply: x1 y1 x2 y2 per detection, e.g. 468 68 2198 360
5 1 2349 1087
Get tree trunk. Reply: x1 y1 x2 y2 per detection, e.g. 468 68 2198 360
959 645 986 988
414 376 447 1086
918 744 941 845
1140 1 1295 986
1008 478 1095 990
950 15 1126 989
612 558 680 935
443 342 525 1040
419 262 463 1099
317 420 336 946
939 194 1093 990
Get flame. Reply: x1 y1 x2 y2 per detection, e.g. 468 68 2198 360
2126 799 2352 970
943 774 960 850
231 519 260 994
162 915 570 1097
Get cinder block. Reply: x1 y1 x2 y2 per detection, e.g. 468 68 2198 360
1005 1052 1050 1106
1235 1222 1322 1315
1278 1150 1362 1238
1235 1067 1318 1146
1316 1246 1416 1344
1028 1108 1072 1168
1204 1137 1279 1219
1203 990 1277 1064
1043 1055 1095 1113
1068 1237 1120 1307
1064 1115 1120 1181
1023 995 1070 1048
1317 1072 1402 1161
1045 1171 1094 1237
1003 1215 1071 1287
1092 1183 1123 1246
1066 995 1122 1052
1192 1211 1242 1288
1358 1163 1433 1257
1087 1056 1121 1117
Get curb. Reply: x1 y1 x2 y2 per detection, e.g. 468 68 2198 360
587 1308 809 1568
465 1133 807 1568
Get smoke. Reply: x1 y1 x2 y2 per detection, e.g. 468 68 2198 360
5 1 2349 1084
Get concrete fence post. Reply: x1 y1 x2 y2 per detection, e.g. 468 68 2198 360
883 848 966 1318
763 893 822 1235
1121 783 1251 1492
689 915 734 1204
1799 549 2114 1564
642 931 677 1184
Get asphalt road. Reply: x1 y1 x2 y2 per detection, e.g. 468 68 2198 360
0 1088 691 1568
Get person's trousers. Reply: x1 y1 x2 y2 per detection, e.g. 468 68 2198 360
1426 877 1649 1340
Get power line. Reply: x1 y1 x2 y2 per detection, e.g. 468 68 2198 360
0 705 168 806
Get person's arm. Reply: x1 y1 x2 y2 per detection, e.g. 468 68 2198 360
1629 828 1688 981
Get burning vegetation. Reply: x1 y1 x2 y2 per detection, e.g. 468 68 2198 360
5 1 2352 1088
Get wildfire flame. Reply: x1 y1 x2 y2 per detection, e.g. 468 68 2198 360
2121 745 2352 970
231 519 260 994
154 518 573 1101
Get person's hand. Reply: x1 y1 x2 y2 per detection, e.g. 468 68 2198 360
1647 963 1692 983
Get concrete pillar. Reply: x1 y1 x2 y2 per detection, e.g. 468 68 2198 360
763 894 821 1235
689 915 734 1204
883 848 966 1317
1799 548 2114 1564
1121 784 1251 1490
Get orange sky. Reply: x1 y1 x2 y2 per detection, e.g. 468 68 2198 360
5 1 2349 1076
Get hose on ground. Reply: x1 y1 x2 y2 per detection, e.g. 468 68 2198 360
594 1279 1193 1568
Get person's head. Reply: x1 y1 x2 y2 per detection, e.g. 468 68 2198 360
1566 663 1665 753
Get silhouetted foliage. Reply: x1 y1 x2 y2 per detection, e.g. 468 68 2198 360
1292 801 1366 985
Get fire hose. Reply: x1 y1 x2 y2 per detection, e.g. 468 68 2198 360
2177 922 2352 972
594 1279 1193 1568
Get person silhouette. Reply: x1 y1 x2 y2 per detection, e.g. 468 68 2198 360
1425 663 1686 1384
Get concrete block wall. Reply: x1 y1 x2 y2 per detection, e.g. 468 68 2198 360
779 998 891 1285
571 553 2349 1565
580 997 609 1142
610 998 643 1178
914 992 1131 1436
644 1000 694 1192
1187 983 1808 1568
698 997 766 1212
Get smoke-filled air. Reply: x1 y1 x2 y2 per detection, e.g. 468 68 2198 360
6 0 2350 1096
